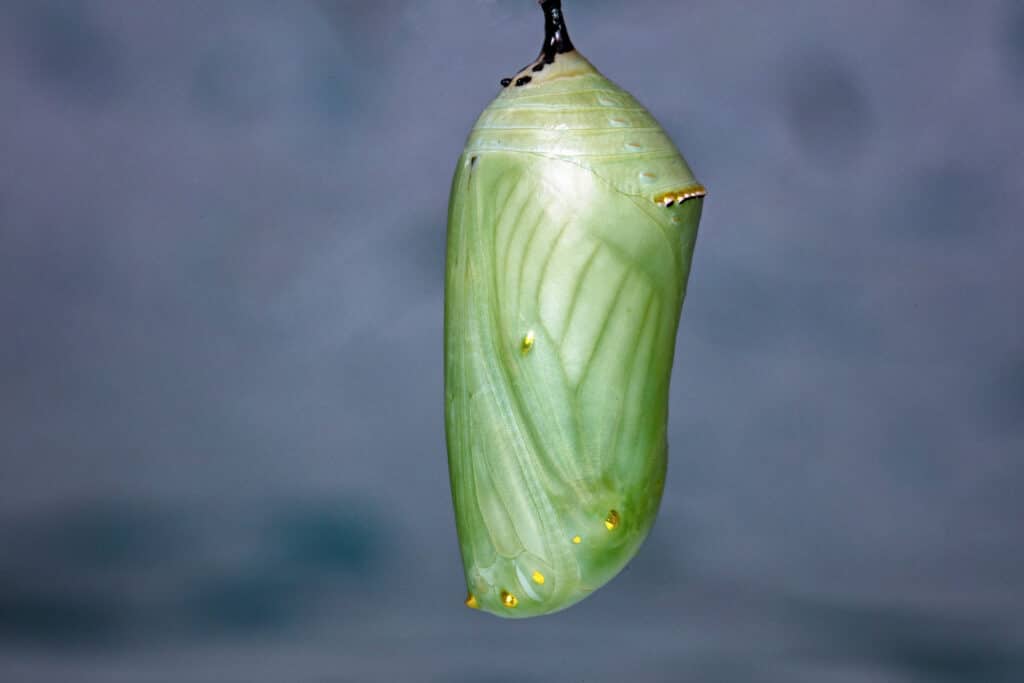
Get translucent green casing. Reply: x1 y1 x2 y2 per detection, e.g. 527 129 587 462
444 44 704 618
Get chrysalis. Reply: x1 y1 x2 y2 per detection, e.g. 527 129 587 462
445 0 705 618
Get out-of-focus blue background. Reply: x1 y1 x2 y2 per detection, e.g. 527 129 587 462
1 1 1022 680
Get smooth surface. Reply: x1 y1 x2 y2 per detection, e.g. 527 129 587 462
446 48 703 617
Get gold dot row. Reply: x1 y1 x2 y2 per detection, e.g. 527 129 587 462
654 185 707 208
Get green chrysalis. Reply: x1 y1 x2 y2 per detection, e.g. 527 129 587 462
445 0 705 618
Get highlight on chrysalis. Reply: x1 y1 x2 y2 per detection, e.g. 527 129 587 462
444 0 706 618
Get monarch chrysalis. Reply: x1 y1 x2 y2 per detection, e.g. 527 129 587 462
445 0 705 618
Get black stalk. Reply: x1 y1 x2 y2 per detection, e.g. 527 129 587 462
539 0 574 63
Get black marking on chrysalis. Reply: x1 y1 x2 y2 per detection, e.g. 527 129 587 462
499 1 575 88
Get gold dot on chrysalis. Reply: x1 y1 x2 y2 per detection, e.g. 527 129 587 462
465 593 479 609
521 330 535 355
500 590 518 608
532 571 545 585
572 535 582 544
604 509 620 531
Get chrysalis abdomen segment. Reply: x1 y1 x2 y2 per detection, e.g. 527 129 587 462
445 47 703 618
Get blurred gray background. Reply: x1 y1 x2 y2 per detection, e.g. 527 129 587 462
1 1 1022 681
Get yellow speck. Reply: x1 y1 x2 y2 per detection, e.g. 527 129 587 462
500 590 518 608
521 330 535 354
465 593 479 609
604 509 621 531
532 571 545 585
572 535 582 544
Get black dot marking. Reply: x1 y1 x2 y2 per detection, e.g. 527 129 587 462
470 156 478 167
501 2 573 91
